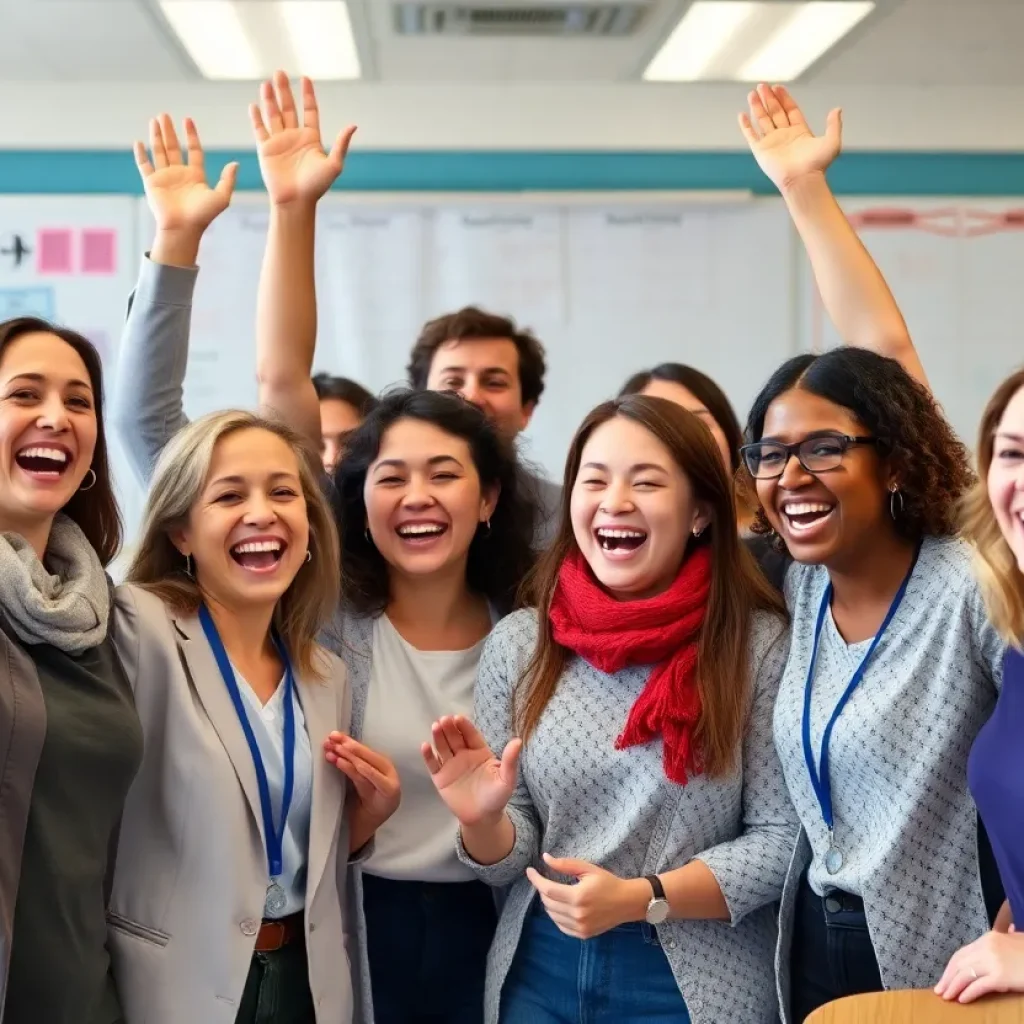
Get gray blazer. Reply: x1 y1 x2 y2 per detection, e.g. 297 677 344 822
108 584 357 1024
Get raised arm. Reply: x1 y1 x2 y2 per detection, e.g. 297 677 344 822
109 115 236 483
251 72 356 447
739 84 928 389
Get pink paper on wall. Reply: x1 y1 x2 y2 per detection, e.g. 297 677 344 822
36 229 74 274
81 229 117 274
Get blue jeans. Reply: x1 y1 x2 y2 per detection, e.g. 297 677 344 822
501 902 691 1023
362 873 497 1024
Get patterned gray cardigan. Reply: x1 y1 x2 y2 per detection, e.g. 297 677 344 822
455 608 797 1024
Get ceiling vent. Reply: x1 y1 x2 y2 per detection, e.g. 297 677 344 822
393 3 651 36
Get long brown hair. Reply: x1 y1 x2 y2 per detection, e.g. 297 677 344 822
961 368 1024 647
126 411 340 679
0 317 122 564
517 395 785 777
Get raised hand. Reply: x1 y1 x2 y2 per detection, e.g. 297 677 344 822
325 733 401 850
421 715 521 827
134 115 237 235
739 83 842 193
251 71 357 207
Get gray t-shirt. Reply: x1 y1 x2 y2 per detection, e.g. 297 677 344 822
774 535 1005 988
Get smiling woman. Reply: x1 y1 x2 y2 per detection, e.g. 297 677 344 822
742 346 1007 1022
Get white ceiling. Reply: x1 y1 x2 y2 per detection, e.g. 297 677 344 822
1 0 1022 85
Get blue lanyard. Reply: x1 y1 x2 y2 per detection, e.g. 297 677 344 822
801 544 921 839
199 604 296 879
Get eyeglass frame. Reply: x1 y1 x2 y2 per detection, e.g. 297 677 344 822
739 433 879 480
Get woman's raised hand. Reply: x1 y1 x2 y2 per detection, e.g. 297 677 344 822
739 83 842 193
421 716 521 827
134 115 237 236
251 71 357 207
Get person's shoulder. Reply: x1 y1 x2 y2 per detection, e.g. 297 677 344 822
486 606 541 653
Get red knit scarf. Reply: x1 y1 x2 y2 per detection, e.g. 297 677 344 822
548 545 713 785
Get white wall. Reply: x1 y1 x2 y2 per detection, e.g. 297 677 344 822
5 82 1024 150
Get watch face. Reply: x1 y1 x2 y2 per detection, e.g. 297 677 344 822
646 898 670 925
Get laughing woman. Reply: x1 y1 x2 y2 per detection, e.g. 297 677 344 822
108 409 398 1024
0 318 141 1023
423 395 795 1024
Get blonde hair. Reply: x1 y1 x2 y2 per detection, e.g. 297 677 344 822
126 410 341 678
961 368 1024 649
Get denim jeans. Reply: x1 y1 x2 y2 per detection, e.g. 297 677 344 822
235 943 315 1024
501 901 691 1024
789 876 883 1023
362 873 497 1024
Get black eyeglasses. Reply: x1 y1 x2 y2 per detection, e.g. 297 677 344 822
739 433 878 480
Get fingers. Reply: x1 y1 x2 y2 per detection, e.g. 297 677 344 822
261 79 285 134
328 125 358 172
542 852 595 878
498 738 522 790
183 117 204 170
737 112 759 148
300 75 321 133
159 113 183 165
421 742 443 776
273 69 299 130
757 82 790 129
525 866 575 905
825 107 843 151
431 716 468 762
133 140 155 178
748 89 772 137
774 85 807 128
956 974 1002 1004
333 736 394 774
148 117 168 169
334 757 376 802
215 162 239 202
249 102 270 143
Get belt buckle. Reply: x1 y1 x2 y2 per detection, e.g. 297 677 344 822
256 920 286 952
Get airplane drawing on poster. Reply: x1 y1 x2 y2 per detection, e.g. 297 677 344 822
0 233 31 269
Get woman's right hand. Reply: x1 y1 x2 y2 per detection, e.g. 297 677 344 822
421 715 521 826
134 115 237 237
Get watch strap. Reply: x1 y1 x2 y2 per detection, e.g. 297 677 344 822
645 874 666 902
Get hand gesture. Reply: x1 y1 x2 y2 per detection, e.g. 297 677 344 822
134 115 237 234
935 928 1024 1003
739 83 841 193
526 853 648 940
251 71 357 207
325 733 401 833
421 715 521 827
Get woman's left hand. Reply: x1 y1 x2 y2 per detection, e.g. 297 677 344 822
525 853 649 940
935 928 1024 1002
325 733 401 845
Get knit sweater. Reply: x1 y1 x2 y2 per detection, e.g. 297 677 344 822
457 607 796 1024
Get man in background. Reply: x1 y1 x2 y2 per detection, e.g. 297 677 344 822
407 306 561 548
313 372 376 474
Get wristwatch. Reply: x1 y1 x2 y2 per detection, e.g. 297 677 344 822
644 874 670 925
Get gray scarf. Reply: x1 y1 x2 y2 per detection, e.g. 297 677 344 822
0 514 110 653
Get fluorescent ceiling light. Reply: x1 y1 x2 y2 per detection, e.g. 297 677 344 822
644 2 756 82
280 1 361 79
643 1 874 82
160 0 362 80
160 0 262 80
739 2 874 80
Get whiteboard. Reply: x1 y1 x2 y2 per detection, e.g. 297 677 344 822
797 197 1024 446
0 196 141 569
139 194 798 481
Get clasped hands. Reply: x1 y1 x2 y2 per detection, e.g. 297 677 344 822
421 714 651 939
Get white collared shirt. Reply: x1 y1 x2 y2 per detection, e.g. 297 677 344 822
235 669 314 918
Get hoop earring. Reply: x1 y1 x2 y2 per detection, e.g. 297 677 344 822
481 519 492 536
364 527 373 545
305 549 312 563
183 554 193 579
79 468 97 492
889 484 904 520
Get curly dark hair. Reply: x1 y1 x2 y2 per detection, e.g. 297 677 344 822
334 388 537 617
407 307 547 408
745 347 973 542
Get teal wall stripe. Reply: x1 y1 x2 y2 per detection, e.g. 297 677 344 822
0 149 1022 195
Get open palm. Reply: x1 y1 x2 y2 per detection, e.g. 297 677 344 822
134 115 237 233
252 71 357 206
739 83 842 192
422 716 521 826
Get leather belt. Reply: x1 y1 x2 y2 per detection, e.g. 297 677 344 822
255 913 304 952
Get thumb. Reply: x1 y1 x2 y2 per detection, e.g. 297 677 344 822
215 161 239 202
543 852 600 878
825 108 843 152
498 738 522 790
328 125 358 173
